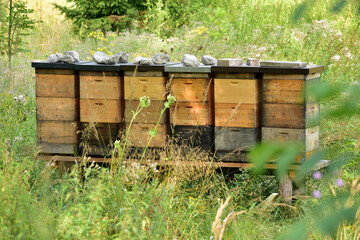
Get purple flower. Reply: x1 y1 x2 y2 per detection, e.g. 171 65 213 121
313 190 321 199
313 171 322 180
336 179 345 187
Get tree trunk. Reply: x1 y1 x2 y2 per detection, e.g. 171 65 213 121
279 175 293 204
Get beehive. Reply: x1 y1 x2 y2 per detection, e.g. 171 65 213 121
212 64 261 161
75 62 124 155
165 64 214 150
261 65 323 163
121 63 170 149
32 61 80 155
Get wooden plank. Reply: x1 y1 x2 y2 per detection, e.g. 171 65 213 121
35 69 74 75
37 97 78 121
214 79 259 104
172 125 214 150
171 101 213 126
38 143 77 155
170 73 209 78
80 75 120 100
216 150 247 162
263 103 319 128
124 71 165 77
80 99 121 123
80 123 120 145
214 72 256 79
124 76 166 100
128 123 168 147
37 120 78 144
215 103 260 128
263 72 321 80
125 100 167 124
263 79 305 104
79 71 119 77
170 78 211 102
35 155 330 171
215 127 260 151
36 74 77 98
262 126 319 152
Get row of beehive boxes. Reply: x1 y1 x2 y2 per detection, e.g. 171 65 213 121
33 61 323 162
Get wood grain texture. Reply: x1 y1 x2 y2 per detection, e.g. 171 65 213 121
36 74 77 98
124 71 165 77
263 103 319 128
125 100 167 124
262 126 319 152
215 127 260 151
80 123 120 145
35 69 74 75
171 73 209 79
124 76 166 100
80 99 121 123
214 79 260 104
80 75 120 100
170 102 213 126
263 79 305 104
216 150 248 162
38 143 77 155
171 125 214 150
170 78 211 102
37 120 78 144
213 72 256 79
263 72 320 80
215 103 260 128
79 71 119 77
128 123 168 147
37 97 78 121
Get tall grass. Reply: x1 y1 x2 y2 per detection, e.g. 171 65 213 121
0 0 359 238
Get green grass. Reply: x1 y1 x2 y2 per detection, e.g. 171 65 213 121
0 0 359 239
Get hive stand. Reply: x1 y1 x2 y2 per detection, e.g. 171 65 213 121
32 61 83 155
164 63 214 151
74 62 124 156
120 63 174 158
212 63 261 162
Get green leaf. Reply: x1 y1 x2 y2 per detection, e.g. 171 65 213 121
279 221 307 240
292 2 308 22
295 150 327 183
149 129 157 137
332 0 347 13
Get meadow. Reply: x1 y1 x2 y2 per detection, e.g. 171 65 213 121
0 0 359 239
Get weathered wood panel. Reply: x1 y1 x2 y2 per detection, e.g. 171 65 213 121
214 79 259 104
36 74 77 98
216 150 247 162
170 102 213 126
125 100 167 124
80 99 121 123
80 75 120 100
124 71 165 77
170 78 211 102
213 72 256 79
80 71 119 77
263 79 305 104
38 143 77 155
215 103 260 128
262 126 319 152
36 69 75 75
172 125 214 150
80 123 120 145
215 127 260 151
37 121 78 144
128 123 168 147
171 73 209 78
263 72 321 80
124 76 166 100
37 97 78 121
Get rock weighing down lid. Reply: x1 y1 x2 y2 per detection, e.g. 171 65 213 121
73 61 121 72
259 61 324 74
164 63 211 73
120 62 178 72
31 61 91 69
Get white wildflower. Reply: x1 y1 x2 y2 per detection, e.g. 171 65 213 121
331 55 341 62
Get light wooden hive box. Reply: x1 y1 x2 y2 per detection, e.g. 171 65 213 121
74 62 124 156
211 64 261 162
260 65 324 163
164 64 214 150
32 61 81 155
121 63 172 150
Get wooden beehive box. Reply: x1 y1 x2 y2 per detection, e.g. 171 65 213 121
75 62 124 156
121 63 171 149
165 64 214 150
32 61 81 155
261 65 324 163
212 64 261 161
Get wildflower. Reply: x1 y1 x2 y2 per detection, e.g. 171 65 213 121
345 52 353 59
331 55 341 62
336 179 344 187
313 171 322 180
164 94 176 108
313 190 321 198
139 96 151 108
322 33 327 38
